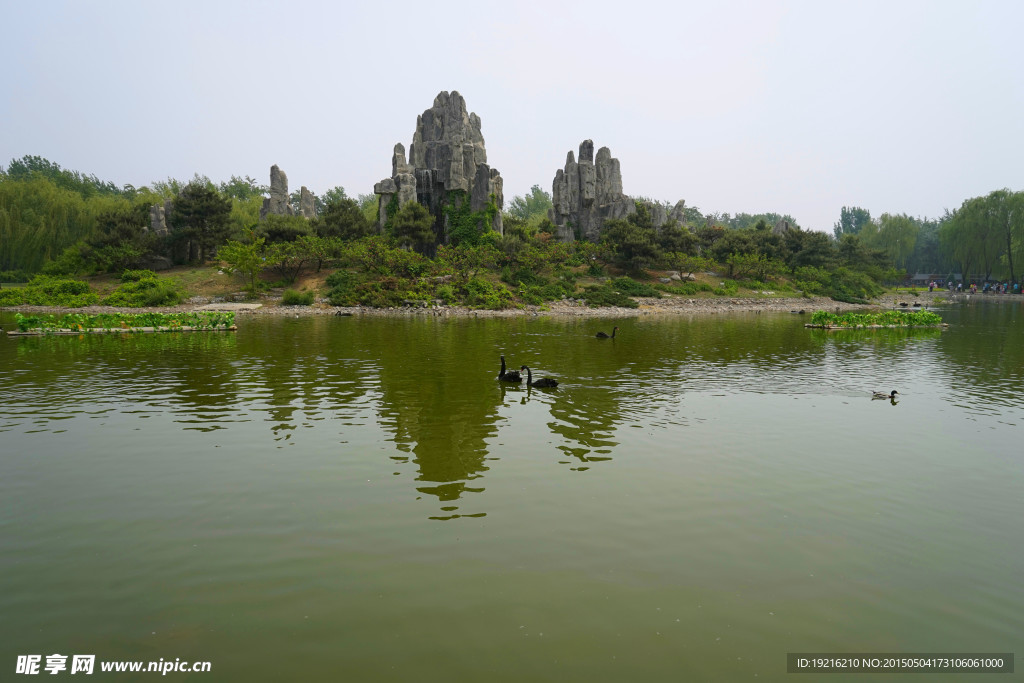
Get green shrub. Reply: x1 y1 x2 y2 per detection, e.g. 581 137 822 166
102 277 184 307
673 282 714 295
712 279 740 296
611 277 662 298
281 289 315 306
580 284 639 308
325 270 358 306
0 270 29 283
794 266 882 303
120 269 158 282
464 277 513 310
501 266 548 288
436 284 456 305
353 277 409 308
40 245 88 277
0 289 25 305
4 276 100 306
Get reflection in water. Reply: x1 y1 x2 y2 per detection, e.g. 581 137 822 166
3 304 1024 681
2 304 1020 519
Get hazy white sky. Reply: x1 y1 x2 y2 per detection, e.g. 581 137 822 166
2 0 1022 231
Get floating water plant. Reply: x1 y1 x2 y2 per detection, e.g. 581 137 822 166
807 309 945 329
9 311 236 335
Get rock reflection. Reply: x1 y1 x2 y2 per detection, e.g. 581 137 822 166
369 319 504 519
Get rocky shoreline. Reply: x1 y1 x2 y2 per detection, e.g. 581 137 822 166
1 290 964 320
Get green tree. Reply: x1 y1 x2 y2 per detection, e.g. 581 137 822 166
436 243 498 284
357 193 379 225
392 201 436 253
218 237 267 292
601 218 661 273
784 230 838 271
665 253 713 279
873 213 919 269
316 186 348 215
4 155 126 198
833 206 873 240
313 197 371 240
257 214 312 243
656 222 695 255
218 175 266 201
507 184 553 221
984 189 1024 283
170 181 232 262
83 204 156 272
837 234 888 273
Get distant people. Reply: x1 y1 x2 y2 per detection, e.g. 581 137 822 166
957 282 962 292
971 283 977 294
948 281 954 291
928 281 934 292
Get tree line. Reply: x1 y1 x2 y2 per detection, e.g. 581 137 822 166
2 155 1021 296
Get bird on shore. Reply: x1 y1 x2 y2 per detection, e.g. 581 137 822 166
873 390 899 400
520 366 558 388
596 326 618 339
498 355 522 382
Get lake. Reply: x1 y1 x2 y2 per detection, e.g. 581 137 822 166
1 301 1021 681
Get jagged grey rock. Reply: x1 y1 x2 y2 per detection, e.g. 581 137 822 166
773 219 795 235
148 203 165 234
375 91 504 238
549 141 693 242
299 186 316 219
668 200 688 224
549 140 635 242
260 164 295 219
148 199 174 236
648 202 668 230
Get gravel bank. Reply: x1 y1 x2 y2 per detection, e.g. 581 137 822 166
2 295 920 319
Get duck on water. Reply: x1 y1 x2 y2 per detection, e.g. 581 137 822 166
520 366 558 388
498 355 522 383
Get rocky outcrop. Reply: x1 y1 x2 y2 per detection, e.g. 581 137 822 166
147 199 174 236
260 164 296 220
375 91 504 239
773 219 795 235
299 186 316 219
549 141 635 242
668 200 688 225
549 141 692 242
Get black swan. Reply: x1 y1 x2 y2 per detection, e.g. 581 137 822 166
595 326 618 339
520 366 558 388
498 355 522 382
872 390 899 400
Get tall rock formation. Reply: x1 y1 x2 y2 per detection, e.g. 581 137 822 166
260 164 297 220
375 91 504 239
148 199 174 236
549 141 692 242
299 186 316 219
549 141 634 242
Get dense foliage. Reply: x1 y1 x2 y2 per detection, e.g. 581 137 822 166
0 276 99 307
4 156 1021 312
13 311 235 332
809 309 944 327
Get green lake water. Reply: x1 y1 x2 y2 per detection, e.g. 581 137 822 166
1 302 1021 681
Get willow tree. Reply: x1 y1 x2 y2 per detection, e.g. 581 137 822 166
875 213 920 270
985 189 1024 283
0 176 103 272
